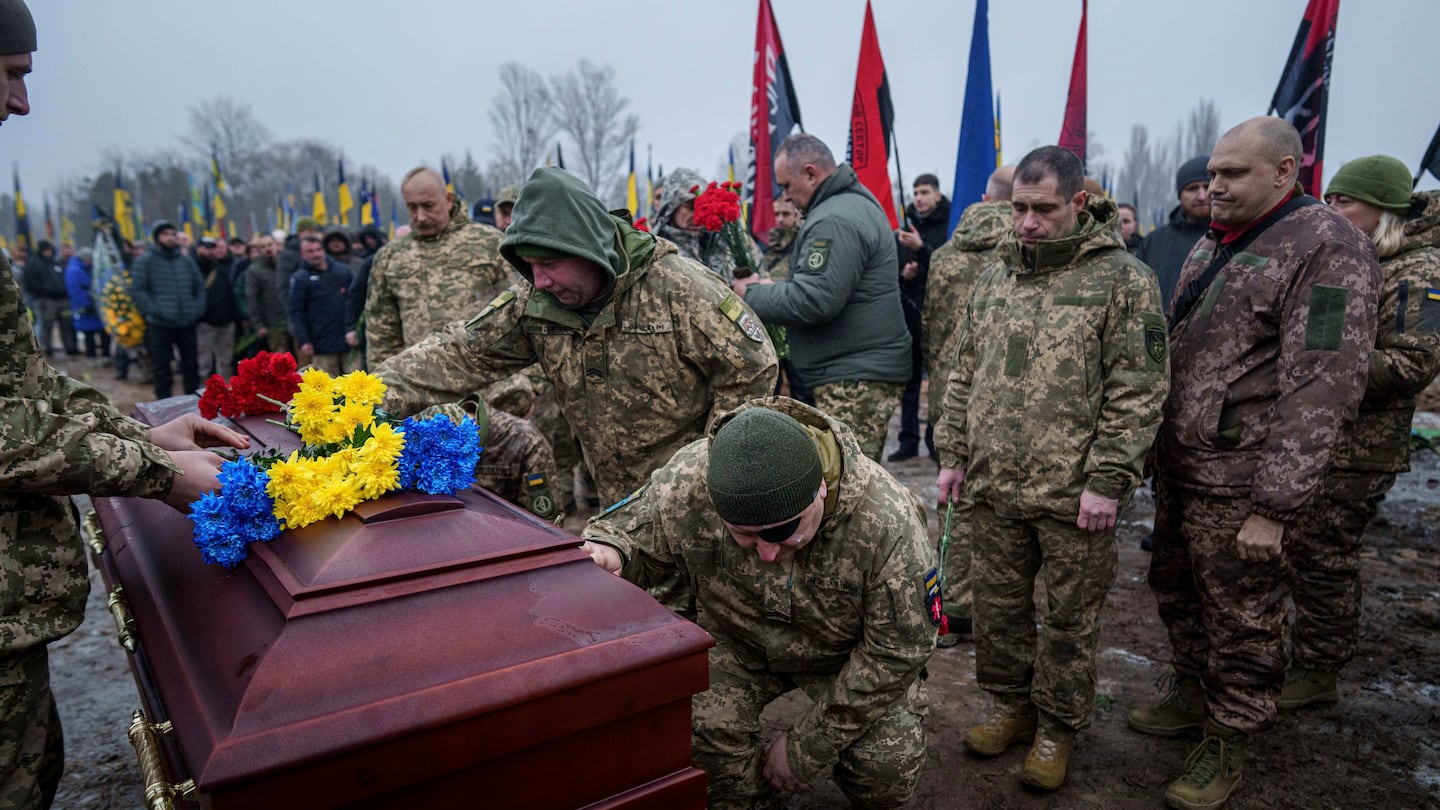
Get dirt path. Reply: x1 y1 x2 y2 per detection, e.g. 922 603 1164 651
46 357 1440 808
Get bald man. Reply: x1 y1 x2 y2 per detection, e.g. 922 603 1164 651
1130 117 1380 810
921 164 1013 643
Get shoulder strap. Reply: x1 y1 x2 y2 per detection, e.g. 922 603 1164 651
1169 195 1320 331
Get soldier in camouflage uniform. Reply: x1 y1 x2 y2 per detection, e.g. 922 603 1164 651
581 398 937 809
372 167 778 510
1131 118 1380 810
761 198 801 281
1280 163 1440 708
650 167 739 285
421 396 560 519
921 167 1012 641
364 167 554 516
736 135 911 462
935 147 1168 791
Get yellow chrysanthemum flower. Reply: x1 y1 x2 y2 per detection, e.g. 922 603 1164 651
359 422 405 463
353 457 400 499
335 370 387 408
336 400 376 433
299 367 335 395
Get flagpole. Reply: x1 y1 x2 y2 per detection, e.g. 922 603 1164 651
892 133 908 230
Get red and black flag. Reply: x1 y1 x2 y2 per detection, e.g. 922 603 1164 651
847 0 898 229
1417 119 1440 185
746 0 804 243
1269 0 1341 196
1057 0 1087 166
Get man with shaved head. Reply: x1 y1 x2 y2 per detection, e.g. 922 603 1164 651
1129 116 1380 810
921 164 1014 645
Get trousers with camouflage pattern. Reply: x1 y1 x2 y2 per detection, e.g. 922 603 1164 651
692 641 927 810
970 502 1117 732
1149 480 1288 733
0 646 63 810
1288 470 1392 673
812 381 902 463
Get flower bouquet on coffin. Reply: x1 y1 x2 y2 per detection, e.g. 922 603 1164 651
187 367 482 568
690 180 788 358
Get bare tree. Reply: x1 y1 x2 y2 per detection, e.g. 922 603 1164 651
488 63 555 189
550 60 640 202
1116 99 1223 229
1183 99 1221 160
179 96 274 191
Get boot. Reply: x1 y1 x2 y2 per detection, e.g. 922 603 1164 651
936 614 972 649
1019 720 1072 791
1278 667 1338 709
963 703 1037 757
1129 672 1205 737
1164 720 1245 810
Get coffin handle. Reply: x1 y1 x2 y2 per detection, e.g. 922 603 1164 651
128 710 199 809
107 586 137 653
81 509 105 555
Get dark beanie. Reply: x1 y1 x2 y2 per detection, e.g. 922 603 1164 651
707 409 823 526
0 0 35 56
1175 155 1210 196
1325 155 1413 214
151 220 176 241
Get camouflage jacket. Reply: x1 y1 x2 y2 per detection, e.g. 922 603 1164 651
762 226 799 280
365 197 515 367
935 198 1169 520
583 397 936 783
653 167 738 285
374 239 778 505
1157 198 1380 520
1 259 179 653
1332 190 1440 474
921 200 1011 420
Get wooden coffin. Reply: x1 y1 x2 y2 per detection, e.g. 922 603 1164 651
85 398 712 809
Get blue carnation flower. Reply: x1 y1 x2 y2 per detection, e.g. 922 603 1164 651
188 459 281 568
397 415 482 494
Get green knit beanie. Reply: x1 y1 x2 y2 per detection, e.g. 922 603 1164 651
707 408 822 526
0 0 35 56
1325 155 1413 213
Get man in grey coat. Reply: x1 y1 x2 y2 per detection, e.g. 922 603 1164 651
734 134 912 461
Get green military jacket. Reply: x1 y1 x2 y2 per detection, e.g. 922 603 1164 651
1331 190 1440 475
922 200 1011 425
374 238 778 505
583 397 936 783
365 196 515 367
936 198 1169 520
1 258 178 653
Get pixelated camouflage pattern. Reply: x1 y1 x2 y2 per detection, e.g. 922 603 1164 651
1329 190 1440 474
935 197 1169 521
1156 200 1380 521
583 397 936 786
762 226 798 281
364 196 517 367
528 379 579 513
811 380 902 462
969 502 1118 731
652 167 738 285
0 646 63 810
1149 481 1288 733
375 238 777 505
922 200 1011 429
474 409 559 518
1 258 179 654
694 640 926 809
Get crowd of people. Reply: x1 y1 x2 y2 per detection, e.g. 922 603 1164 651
4 1 1440 808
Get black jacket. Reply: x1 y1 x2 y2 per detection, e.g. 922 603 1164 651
897 197 951 312
131 245 206 328
200 260 238 326
22 244 66 300
288 258 353 354
1136 205 1210 308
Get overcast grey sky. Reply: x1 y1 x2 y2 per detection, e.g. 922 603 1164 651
7 0 1439 219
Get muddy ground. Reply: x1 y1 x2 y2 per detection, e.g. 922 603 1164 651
45 354 1440 809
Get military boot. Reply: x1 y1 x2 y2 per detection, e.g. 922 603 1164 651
1278 667 1338 709
963 702 1038 757
1019 719 1072 791
1164 720 1246 810
1129 672 1205 737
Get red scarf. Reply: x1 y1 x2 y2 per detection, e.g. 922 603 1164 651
1210 187 1297 245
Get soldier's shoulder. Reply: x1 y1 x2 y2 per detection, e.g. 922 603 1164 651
454 221 505 250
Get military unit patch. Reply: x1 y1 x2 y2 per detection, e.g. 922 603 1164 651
465 288 517 331
1417 287 1440 334
924 567 943 627
526 473 557 519
805 239 830 271
1142 312 1168 368
719 294 766 343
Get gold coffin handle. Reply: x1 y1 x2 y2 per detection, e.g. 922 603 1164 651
128 710 198 810
82 508 106 555
107 586 137 653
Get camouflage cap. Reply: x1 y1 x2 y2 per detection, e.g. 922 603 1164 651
496 186 521 206
0 0 36 55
